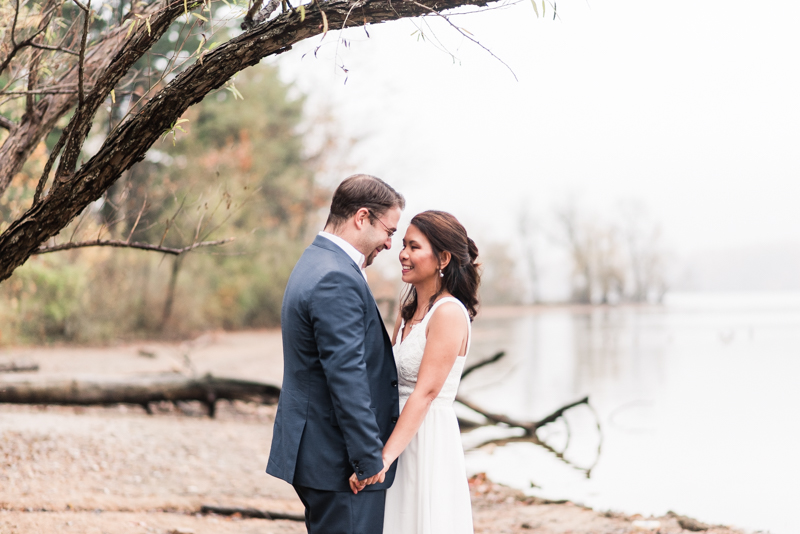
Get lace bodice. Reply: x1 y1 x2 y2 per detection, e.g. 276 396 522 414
393 297 471 408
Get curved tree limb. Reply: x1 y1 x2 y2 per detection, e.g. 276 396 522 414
0 0 499 282
33 237 235 256
0 115 14 131
0 1 180 198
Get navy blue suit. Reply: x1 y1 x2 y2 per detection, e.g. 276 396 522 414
267 236 399 532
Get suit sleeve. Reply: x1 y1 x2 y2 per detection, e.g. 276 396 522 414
309 269 384 481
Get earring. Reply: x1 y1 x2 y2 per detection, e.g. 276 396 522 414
439 270 444 278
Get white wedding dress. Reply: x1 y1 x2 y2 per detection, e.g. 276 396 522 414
383 297 474 534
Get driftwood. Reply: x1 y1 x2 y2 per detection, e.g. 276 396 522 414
200 505 304 522
0 348 600 475
0 360 39 373
460 351 505 380
0 374 280 417
667 511 712 531
456 394 600 477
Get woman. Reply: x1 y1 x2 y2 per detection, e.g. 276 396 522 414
350 210 480 534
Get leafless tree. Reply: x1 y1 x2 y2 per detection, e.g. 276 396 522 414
554 199 663 304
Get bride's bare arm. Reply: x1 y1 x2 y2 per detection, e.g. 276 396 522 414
381 302 468 467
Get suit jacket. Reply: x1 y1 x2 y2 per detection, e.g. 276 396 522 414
266 235 399 492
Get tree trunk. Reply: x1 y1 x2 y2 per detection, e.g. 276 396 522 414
0 0 496 283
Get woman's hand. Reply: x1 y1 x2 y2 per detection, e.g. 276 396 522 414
349 472 366 494
348 457 391 494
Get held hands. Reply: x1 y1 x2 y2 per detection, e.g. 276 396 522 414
348 457 391 494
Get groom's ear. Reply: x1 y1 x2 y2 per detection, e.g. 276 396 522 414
353 208 370 230
439 251 452 270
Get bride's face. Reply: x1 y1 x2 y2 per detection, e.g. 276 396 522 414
399 224 439 285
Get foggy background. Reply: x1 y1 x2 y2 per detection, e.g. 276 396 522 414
271 0 800 297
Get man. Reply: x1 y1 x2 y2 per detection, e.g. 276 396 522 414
267 174 405 534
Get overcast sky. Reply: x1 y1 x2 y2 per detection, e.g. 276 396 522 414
268 0 800 287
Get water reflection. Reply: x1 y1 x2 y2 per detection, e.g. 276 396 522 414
459 294 800 534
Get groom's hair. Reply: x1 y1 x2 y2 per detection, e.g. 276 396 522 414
325 174 405 230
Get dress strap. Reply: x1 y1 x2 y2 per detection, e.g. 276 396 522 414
422 297 472 354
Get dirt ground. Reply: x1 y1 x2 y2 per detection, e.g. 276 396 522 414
0 330 748 534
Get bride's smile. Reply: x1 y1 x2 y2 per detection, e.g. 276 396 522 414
399 224 443 285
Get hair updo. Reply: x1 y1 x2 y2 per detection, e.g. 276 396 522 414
400 210 481 323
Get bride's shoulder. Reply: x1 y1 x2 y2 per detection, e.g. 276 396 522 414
427 298 468 329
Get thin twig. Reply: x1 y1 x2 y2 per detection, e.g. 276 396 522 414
34 237 235 256
33 126 68 204
408 0 518 81
1 88 80 95
29 42 80 56
127 195 148 243
74 0 92 109
0 4 52 76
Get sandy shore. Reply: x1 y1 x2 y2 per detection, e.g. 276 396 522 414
0 330 748 534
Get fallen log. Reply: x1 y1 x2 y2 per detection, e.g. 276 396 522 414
0 374 280 417
200 504 304 522
0 360 39 373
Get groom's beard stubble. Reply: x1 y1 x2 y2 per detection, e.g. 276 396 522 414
365 246 384 267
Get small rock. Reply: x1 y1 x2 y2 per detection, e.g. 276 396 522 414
632 520 661 531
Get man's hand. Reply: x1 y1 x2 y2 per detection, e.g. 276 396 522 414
348 457 391 494
349 472 367 494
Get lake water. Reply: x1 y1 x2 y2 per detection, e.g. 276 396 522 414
460 293 800 534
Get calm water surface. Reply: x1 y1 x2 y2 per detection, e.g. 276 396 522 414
461 292 800 534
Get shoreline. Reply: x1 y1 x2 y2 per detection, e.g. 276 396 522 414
0 329 757 533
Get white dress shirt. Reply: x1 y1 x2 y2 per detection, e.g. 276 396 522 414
319 231 368 282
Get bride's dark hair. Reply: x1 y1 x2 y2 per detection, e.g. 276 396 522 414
400 210 480 323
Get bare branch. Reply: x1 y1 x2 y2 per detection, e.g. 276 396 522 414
1 0 506 281
460 350 506 380
28 42 80 56
409 0 518 81
34 237 235 256
127 195 148 243
0 8 50 76
10 0 20 46
456 395 590 434
0 116 15 131
32 130 69 205
76 0 92 109
1 88 79 95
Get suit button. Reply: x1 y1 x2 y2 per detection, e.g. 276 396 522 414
358 471 364 476
391 380 398 387
391 417 398 423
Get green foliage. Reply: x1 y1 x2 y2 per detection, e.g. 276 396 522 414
0 65 327 345
0 255 85 343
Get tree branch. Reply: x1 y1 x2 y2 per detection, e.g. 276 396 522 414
1 88 79 95
29 42 80 56
0 1 176 198
0 116 15 131
0 0 502 281
0 23 50 86
460 351 505 380
34 237 234 256
74 0 91 109
408 0 518 81
455 395 590 435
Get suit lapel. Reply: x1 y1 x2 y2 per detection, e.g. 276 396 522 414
311 235 392 345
